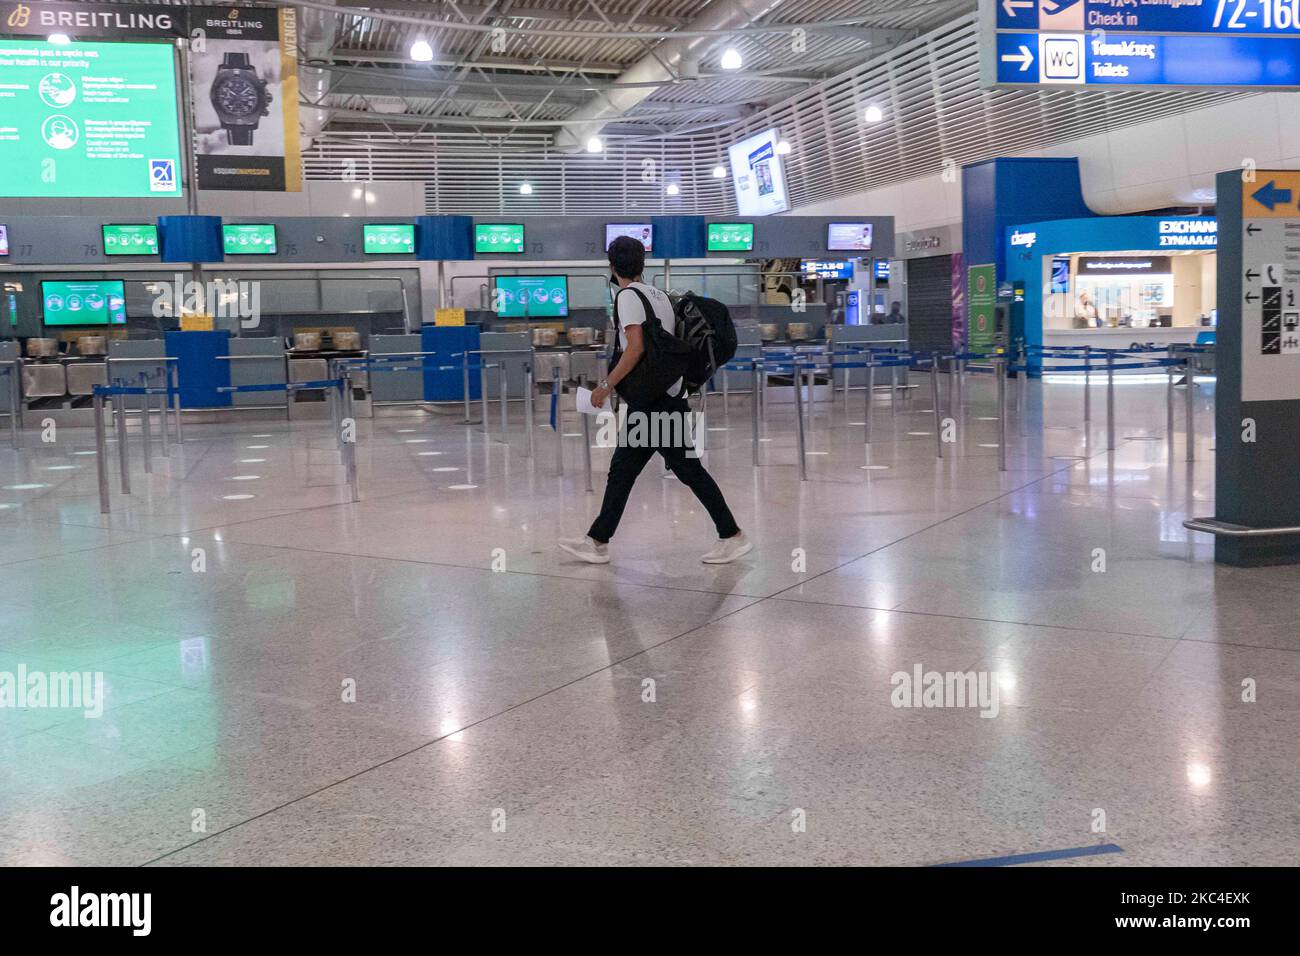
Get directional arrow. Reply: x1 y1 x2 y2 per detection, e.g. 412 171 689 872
1251 179 1294 211
1246 269 1259 281
1246 292 1260 303
1247 224 1262 236
1002 0 1034 15
1000 45 1034 72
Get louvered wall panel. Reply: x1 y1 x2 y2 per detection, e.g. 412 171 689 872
303 12 1250 215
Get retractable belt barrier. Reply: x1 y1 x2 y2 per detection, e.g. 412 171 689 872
90 376 358 516
711 341 1205 480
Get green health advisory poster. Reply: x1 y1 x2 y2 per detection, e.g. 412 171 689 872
0 38 182 198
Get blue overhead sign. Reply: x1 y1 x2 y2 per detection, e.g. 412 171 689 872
997 0 1300 35
985 0 1300 87
996 31 1300 85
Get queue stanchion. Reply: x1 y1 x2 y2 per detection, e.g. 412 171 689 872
930 357 943 460
499 363 508 440
7 362 19 450
794 358 808 481
750 361 760 467
805 361 816 428
93 390 110 515
479 360 490 436
1184 357 1195 462
170 363 183 446
996 355 1007 473
524 363 534 459
115 385 130 494
552 365 563 477
1106 351 1116 452
890 363 899 418
462 352 472 424
139 376 153 475
1083 345 1092 427
1166 344 1176 445
156 373 170 457
721 366 729 418
340 371 360 502
865 359 875 446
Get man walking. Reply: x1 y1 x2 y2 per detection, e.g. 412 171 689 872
558 236 752 565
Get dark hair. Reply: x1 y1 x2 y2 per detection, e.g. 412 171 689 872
607 235 645 280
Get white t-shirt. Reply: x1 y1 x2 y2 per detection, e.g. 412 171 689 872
614 281 682 397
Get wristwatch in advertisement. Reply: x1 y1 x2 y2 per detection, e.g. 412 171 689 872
210 52 272 147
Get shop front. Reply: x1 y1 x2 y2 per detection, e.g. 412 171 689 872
1003 215 1217 353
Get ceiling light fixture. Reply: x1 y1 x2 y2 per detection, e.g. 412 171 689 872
586 136 603 153
519 182 533 195
666 183 680 196
864 104 884 123
775 140 792 155
720 47 742 70
409 39 434 63
712 165 726 178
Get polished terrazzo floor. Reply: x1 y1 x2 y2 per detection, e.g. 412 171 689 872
1 373 1297 866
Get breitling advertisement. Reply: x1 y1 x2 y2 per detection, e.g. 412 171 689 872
191 4 301 192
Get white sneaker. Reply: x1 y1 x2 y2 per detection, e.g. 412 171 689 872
558 536 610 564
701 531 753 564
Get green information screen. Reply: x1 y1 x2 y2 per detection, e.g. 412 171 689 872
42 280 127 326
223 224 277 255
707 223 754 252
363 223 415 254
102 223 159 256
476 223 524 253
0 39 182 199
494 275 568 317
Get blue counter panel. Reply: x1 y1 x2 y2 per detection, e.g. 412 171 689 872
165 330 232 408
421 325 481 401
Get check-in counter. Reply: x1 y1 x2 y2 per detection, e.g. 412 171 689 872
369 334 425 405
65 362 107 397
107 339 170 390
829 323 910 387
0 341 18 415
479 331 530 399
227 337 287 407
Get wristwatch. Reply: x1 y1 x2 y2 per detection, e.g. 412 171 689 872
210 52 272 147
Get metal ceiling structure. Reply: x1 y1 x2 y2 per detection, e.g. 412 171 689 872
292 3 1247 216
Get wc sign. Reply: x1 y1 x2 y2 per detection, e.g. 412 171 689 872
1038 33 1084 83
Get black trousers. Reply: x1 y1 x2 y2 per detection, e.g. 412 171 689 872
587 394 740 544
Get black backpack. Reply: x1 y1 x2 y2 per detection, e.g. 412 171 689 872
609 287 693 407
672 291 736 393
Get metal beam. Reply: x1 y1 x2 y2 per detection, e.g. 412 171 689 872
331 0 689 29
329 48 627 74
